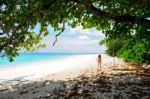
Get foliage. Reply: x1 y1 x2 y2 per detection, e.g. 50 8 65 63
116 38 150 64
0 0 150 62
100 23 150 64
103 39 123 56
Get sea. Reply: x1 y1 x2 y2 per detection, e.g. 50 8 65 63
0 53 93 68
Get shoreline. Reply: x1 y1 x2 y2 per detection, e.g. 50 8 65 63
0 54 98 85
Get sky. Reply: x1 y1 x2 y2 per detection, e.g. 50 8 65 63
33 24 106 53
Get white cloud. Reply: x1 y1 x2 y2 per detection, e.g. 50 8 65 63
78 35 90 40
39 36 106 53
69 26 104 37
37 26 106 53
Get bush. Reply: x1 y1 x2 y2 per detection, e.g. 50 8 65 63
105 39 123 56
117 38 150 64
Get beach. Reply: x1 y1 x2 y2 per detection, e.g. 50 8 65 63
0 54 150 99
0 54 98 84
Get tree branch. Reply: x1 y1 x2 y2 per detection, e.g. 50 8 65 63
53 22 65 46
42 0 56 10
86 4 150 25
0 22 26 51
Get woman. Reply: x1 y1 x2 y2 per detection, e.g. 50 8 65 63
97 54 102 71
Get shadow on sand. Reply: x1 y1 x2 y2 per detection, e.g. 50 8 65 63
0 67 150 99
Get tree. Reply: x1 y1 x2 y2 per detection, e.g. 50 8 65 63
0 0 150 62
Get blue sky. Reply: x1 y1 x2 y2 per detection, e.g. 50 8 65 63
33 24 106 53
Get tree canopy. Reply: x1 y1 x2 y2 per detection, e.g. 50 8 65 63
0 0 150 62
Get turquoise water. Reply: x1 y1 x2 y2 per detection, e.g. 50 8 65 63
0 53 87 68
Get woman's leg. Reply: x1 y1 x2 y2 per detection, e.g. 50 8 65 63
97 62 99 71
100 62 101 70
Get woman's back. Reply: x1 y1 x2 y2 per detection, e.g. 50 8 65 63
97 54 102 71
98 55 101 62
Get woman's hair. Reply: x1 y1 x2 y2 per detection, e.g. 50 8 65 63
98 54 101 58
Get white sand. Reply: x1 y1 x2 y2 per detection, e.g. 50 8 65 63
1 54 148 99
0 54 124 86
0 54 98 85
44 54 125 81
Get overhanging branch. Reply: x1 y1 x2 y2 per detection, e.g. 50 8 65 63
86 4 150 25
53 22 65 46
0 22 26 51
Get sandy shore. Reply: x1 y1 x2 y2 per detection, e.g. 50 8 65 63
43 54 124 81
0 54 98 84
1 54 149 99
0 54 121 83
